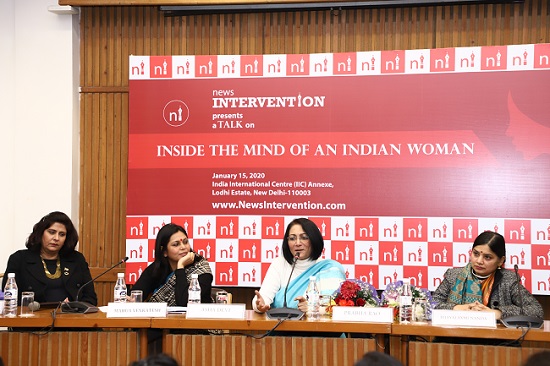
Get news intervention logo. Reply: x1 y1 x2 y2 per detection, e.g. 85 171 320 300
163 100 190 127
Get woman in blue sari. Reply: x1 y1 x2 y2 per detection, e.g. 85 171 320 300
253 217 345 314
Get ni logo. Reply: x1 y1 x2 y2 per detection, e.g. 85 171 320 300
163 100 190 127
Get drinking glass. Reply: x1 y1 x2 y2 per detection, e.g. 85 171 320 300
20 291 35 317
130 290 143 302
215 290 228 304
413 298 429 323
318 295 331 318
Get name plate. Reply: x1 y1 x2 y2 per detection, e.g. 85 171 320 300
186 303 246 319
331 306 394 323
431 309 496 328
106 302 167 318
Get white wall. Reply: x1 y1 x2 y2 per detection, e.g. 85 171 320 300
0 0 79 272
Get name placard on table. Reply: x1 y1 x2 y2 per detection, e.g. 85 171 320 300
331 306 394 323
106 302 167 318
431 309 496 328
186 303 246 319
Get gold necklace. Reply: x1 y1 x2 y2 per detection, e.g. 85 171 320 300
41 257 61 279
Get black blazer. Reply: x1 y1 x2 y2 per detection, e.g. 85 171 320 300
433 266 543 319
2 249 98 305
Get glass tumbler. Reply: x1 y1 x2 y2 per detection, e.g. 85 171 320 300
131 290 143 302
413 298 429 323
215 290 228 304
20 291 35 317
318 295 331 318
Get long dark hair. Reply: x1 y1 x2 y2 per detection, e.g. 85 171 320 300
281 218 324 264
473 231 506 260
151 223 203 279
25 211 79 255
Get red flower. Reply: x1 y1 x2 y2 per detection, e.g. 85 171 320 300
331 279 381 311
339 281 361 300
338 299 354 306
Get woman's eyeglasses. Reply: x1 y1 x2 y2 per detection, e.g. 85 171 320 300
287 234 310 243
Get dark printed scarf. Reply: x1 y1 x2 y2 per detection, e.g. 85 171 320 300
149 257 212 306
448 263 495 306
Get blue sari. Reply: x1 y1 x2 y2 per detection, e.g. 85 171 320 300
272 259 345 309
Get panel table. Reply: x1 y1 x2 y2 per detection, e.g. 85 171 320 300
152 310 392 366
0 307 149 366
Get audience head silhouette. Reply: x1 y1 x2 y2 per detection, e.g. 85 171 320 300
524 351 550 366
129 353 179 366
353 351 403 366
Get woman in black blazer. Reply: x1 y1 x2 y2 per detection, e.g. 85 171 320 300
2 211 97 305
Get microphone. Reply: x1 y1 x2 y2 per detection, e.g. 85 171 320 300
29 301 41 311
61 257 129 314
514 264 525 311
500 264 543 329
266 252 305 320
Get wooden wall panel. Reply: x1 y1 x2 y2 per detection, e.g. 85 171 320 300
408 341 548 366
0 331 140 366
78 1 550 307
165 334 377 366
80 92 128 267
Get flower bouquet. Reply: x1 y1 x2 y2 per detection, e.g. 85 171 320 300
380 280 435 321
330 279 380 310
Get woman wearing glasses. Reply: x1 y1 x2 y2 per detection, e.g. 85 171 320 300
253 217 345 314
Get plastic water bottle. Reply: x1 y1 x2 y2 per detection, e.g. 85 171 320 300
188 273 201 304
305 276 320 320
4 273 18 317
114 272 127 302
399 278 413 324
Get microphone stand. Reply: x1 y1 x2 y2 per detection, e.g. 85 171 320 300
266 253 305 320
61 257 129 314
500 264 543 329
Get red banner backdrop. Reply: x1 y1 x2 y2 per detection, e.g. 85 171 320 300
126 43 550 294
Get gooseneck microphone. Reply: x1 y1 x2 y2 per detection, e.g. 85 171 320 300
500 264 543 329
283 253 300 309
266 252 305 320
61 256 129 314
514 264 525 312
